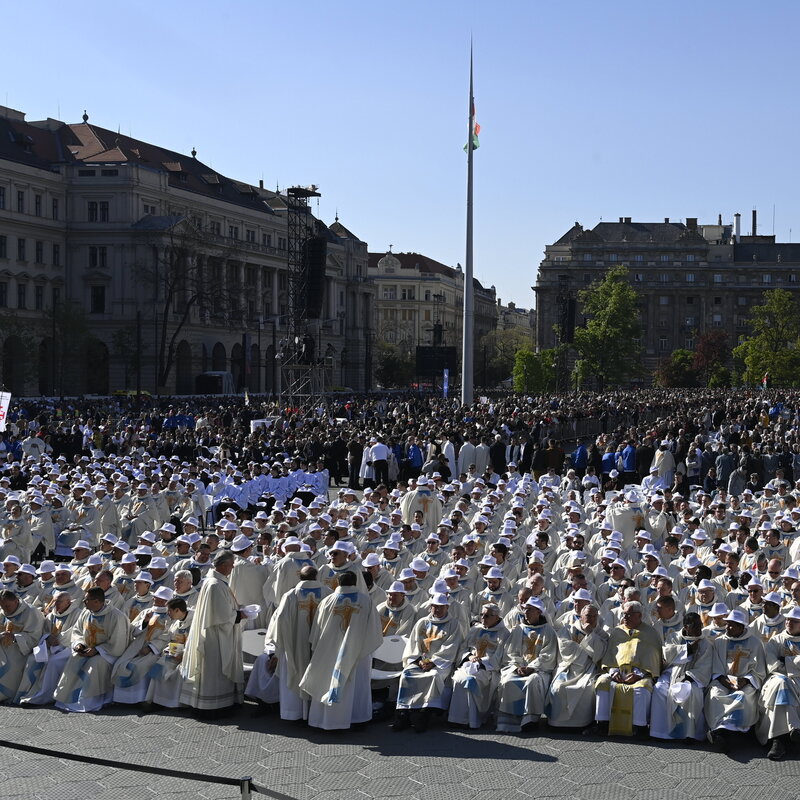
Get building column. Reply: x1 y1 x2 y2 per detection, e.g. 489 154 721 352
271 268 280 316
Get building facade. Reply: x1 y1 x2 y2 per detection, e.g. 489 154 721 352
368 250 497 377
0 105 373 396
534 214 796 377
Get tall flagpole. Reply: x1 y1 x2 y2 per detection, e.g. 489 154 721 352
461 44 475 405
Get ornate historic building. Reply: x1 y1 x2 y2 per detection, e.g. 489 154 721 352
534 214 795 377
0 105 373 395
368 250 497 374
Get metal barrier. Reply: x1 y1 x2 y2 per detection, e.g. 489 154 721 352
0 739 294 800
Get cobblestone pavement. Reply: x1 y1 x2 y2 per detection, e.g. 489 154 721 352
0 702 796 800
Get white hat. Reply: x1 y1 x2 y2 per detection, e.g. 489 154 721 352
72 540 92 551
397 568 416 581
710 602 729 617
18 563 37 577
572 588 593 602
724 609 747 626
486 566 504 580
135 572 154 584
525 597 545 612
362 553 380 568
763 591 783 605
149 557 168 571
54 563 73 574
153 586 174 601
785 606 800 621
410 558 430 572
429 592 449 606
697 579 716 590
37 560 57 574
120 553 138 565
85 554 104 567
388 581 406 594
231 534 253 552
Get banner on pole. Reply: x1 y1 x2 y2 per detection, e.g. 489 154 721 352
0 392 11 432
443 369 449 398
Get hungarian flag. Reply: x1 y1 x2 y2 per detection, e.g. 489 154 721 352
762 372 769 389
464 101 480 152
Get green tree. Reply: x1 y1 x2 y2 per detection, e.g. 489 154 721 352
572 265 643 389
375 341 414 388
512 347 558 393
478 328 532 387
654 349 700 387
732 289 800 386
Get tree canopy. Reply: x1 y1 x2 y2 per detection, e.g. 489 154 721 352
733 289 800 386
572 265 643 389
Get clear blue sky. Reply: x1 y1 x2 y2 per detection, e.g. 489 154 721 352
6 0 800 306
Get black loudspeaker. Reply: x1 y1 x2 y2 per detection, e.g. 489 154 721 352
302 236 327 319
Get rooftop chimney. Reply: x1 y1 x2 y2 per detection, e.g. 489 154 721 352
752 209 757 236
623 217 632 224
734 212 741 243
259 179 264 189
686 217 698 231
618 217 624 223
718 213 723 225
664 217 670 223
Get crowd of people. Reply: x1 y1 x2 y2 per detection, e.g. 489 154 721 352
0 389 798 760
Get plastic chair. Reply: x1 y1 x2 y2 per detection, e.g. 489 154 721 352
370 635 407 682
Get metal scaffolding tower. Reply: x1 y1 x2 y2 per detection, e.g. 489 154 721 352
281 186 322 404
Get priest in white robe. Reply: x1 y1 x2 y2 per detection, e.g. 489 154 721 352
546 604 608 729
180 551 244 715
17 591 81 705
247 565 329 720
705 608 767 752
0 589 44 701
650 611 712 741
447 603 509 729
591 600 662 737
394 592 463 732
756 606 800 760
496 597 558 732
54 586 130 712
145 597 193 708
299 570 382 730
111 586 174 704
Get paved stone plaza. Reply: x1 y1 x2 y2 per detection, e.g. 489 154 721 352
0 702 795 800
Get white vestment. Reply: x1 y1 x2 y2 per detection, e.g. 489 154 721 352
0 601 45 701
546 621 608 728
705 630 767 732
180 570 244 710
496 620 558 732
54 603 130 712
299 585 383 730
448 622 509 728
111 607 172 703
396 612 463 710
756 630 800 744
650 633 712 740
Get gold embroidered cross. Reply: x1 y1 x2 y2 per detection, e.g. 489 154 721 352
422 625 445 653
145 614 165 642
525 632 542 659
382 613 398 635
728 643 749 675
84 618 105 648
475 637 493 659
298 594 319 627
333 600 359 632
